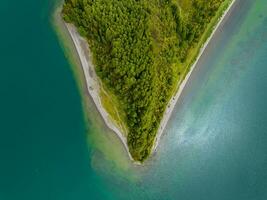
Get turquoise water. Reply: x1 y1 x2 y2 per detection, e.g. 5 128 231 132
0 0 267 199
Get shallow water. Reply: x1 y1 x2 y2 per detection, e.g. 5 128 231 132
0 0 266 199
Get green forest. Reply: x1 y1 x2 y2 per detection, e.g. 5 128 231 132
63 0 230 162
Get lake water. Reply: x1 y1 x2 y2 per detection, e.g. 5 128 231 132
0 0 266 199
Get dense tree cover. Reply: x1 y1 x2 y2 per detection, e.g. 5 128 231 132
63 0 226 161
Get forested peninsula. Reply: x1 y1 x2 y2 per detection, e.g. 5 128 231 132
62 0 232 162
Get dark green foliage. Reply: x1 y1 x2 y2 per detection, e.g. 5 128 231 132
62 0 226 161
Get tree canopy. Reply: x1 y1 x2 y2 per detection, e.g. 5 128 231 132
63 0 227 161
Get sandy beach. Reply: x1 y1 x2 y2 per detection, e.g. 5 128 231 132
61 0 236 163
64 24 138 163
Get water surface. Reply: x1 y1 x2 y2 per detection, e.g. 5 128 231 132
0 0 266 199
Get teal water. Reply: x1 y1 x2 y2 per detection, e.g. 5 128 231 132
0 0 267 199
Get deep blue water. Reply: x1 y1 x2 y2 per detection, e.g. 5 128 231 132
0 0 266 199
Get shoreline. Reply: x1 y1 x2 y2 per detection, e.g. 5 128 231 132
152 0 237 152
64 23 138 163
58 0 236 163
